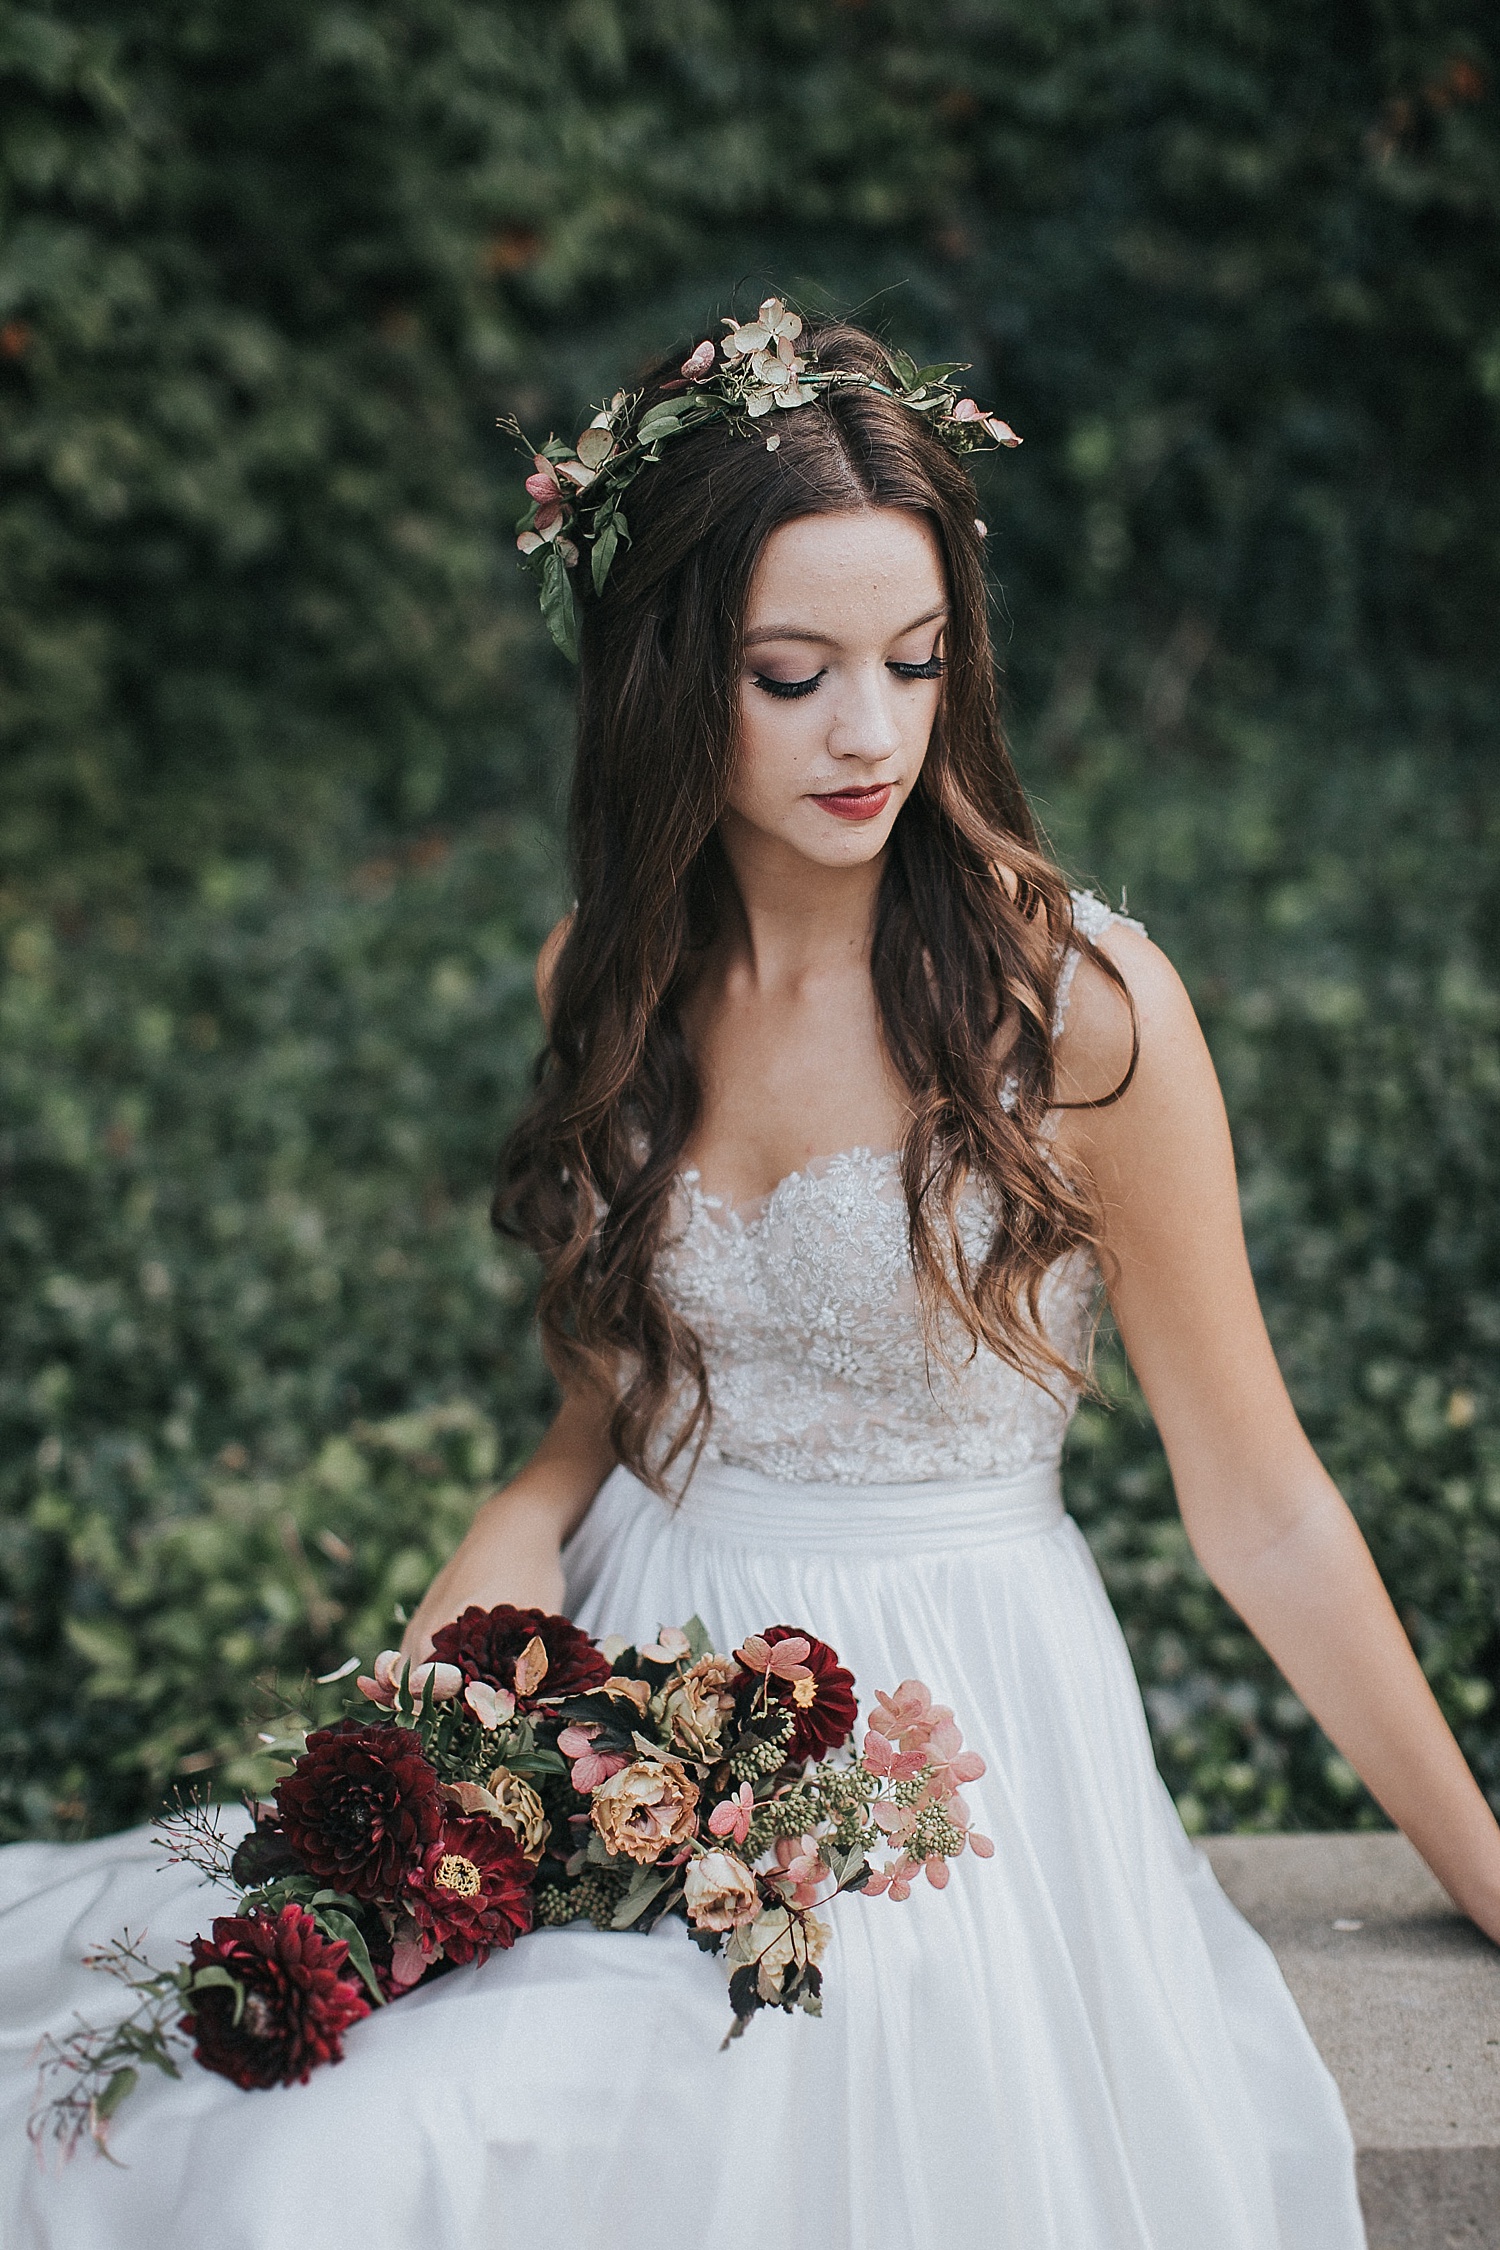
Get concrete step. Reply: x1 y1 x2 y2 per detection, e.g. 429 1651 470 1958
1204 1832 1500 2250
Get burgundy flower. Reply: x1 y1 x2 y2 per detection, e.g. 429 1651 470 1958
275 1719 442 1902
429 1604 610 1708
405 1814 535 1965
742 1625 858 1762
181 1904 370 2090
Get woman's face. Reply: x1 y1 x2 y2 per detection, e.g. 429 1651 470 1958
726 507 948 871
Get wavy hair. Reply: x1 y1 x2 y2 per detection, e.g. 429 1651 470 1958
496 318 1133 1490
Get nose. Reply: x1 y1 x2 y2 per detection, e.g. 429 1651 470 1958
826 660 902 762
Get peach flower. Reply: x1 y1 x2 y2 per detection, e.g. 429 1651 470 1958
661 1655 739 1756
590 1756 700 1864
684 1849 760 1932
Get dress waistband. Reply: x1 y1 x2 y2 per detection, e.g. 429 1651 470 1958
645 1455 1066 1555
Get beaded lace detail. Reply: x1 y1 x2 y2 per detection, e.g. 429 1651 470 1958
655 893 1137 1486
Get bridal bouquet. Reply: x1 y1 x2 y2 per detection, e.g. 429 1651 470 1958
34 1605 991 2157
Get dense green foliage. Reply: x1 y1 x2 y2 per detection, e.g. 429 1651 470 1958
1 0 1498 1840
5 0 1497 877
1 830 559 1835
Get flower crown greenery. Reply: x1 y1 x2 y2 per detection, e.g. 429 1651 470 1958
500 298 1022 661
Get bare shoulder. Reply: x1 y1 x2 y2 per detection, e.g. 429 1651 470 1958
1053 918 1200 1103
535 912 573 1026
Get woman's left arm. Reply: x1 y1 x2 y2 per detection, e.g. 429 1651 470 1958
1055 925 1500 1942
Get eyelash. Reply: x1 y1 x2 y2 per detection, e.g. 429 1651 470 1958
751 655 945 701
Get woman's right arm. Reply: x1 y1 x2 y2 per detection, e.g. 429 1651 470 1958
399 1387 616 1661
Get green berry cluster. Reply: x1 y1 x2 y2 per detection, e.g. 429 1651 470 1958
906 1802 966 1862
727 1714 793 1782
534 1870 628 1930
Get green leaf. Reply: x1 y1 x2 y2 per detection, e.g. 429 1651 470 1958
591 517 619 598
539 547 579 662
679 1614 712 1661
504 1746 567 1777
634 405 684 442
188 1963 245 2025
313 1907 387 2006
610 1867 671 1928
827 1843 867 1890
96 2065 139 2120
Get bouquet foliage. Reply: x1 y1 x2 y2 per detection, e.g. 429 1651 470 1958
34 1604 990 2157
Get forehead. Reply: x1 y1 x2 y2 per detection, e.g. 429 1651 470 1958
744 509 945 635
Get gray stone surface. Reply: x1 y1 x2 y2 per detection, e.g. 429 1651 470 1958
1204 1833 1500 2249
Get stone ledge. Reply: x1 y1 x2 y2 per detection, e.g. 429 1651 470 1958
1204 1833 1500 2250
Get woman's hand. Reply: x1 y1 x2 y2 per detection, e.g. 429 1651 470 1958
399 1389 616 1663
1055 928 1500 1947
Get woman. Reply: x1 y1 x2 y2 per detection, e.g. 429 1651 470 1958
5 310 1499 2249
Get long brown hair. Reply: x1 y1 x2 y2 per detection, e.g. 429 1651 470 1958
496 317 1132 1489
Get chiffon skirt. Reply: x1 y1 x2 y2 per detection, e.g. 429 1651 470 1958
0 1458 1366 2249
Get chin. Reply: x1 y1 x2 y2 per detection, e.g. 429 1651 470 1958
790 815 897 868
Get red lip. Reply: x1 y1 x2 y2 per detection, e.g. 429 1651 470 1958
811 783 893 823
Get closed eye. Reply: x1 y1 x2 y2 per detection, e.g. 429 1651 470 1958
750 652 944 698
752 671 826 700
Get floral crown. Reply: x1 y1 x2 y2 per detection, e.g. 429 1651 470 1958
501 298 1021 659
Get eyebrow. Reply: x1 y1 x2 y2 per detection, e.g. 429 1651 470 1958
742 603 948 650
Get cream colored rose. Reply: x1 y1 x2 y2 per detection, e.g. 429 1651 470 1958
590 1756 700 1864
684 1849 760 1932
661 1655 739 1757
734 1905 830 2003
486 1766 551 1861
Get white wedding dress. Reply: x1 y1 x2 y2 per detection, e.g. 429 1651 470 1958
0 897 1367 2249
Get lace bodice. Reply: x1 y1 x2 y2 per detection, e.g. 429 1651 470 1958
655 893 1135 1485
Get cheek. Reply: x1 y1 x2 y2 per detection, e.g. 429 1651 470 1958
730 690 814 815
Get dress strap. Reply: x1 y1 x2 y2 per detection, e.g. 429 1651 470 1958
1053 890 1146 1039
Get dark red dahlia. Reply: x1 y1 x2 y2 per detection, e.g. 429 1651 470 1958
275 1719 442 1903
405 1814 535 1965
744 1625 859 1762
429 1603 610 1707
181 1904 370 2090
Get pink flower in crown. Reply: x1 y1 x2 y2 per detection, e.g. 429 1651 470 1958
720 298 814 417
681 339 716 379
721 297 803 363
708 1780 755 1846
556 422 617 489
523 455 565 527
557 1723 629 1795
950 397 1022 448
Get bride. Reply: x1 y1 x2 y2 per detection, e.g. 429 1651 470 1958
6 308 1499 2250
